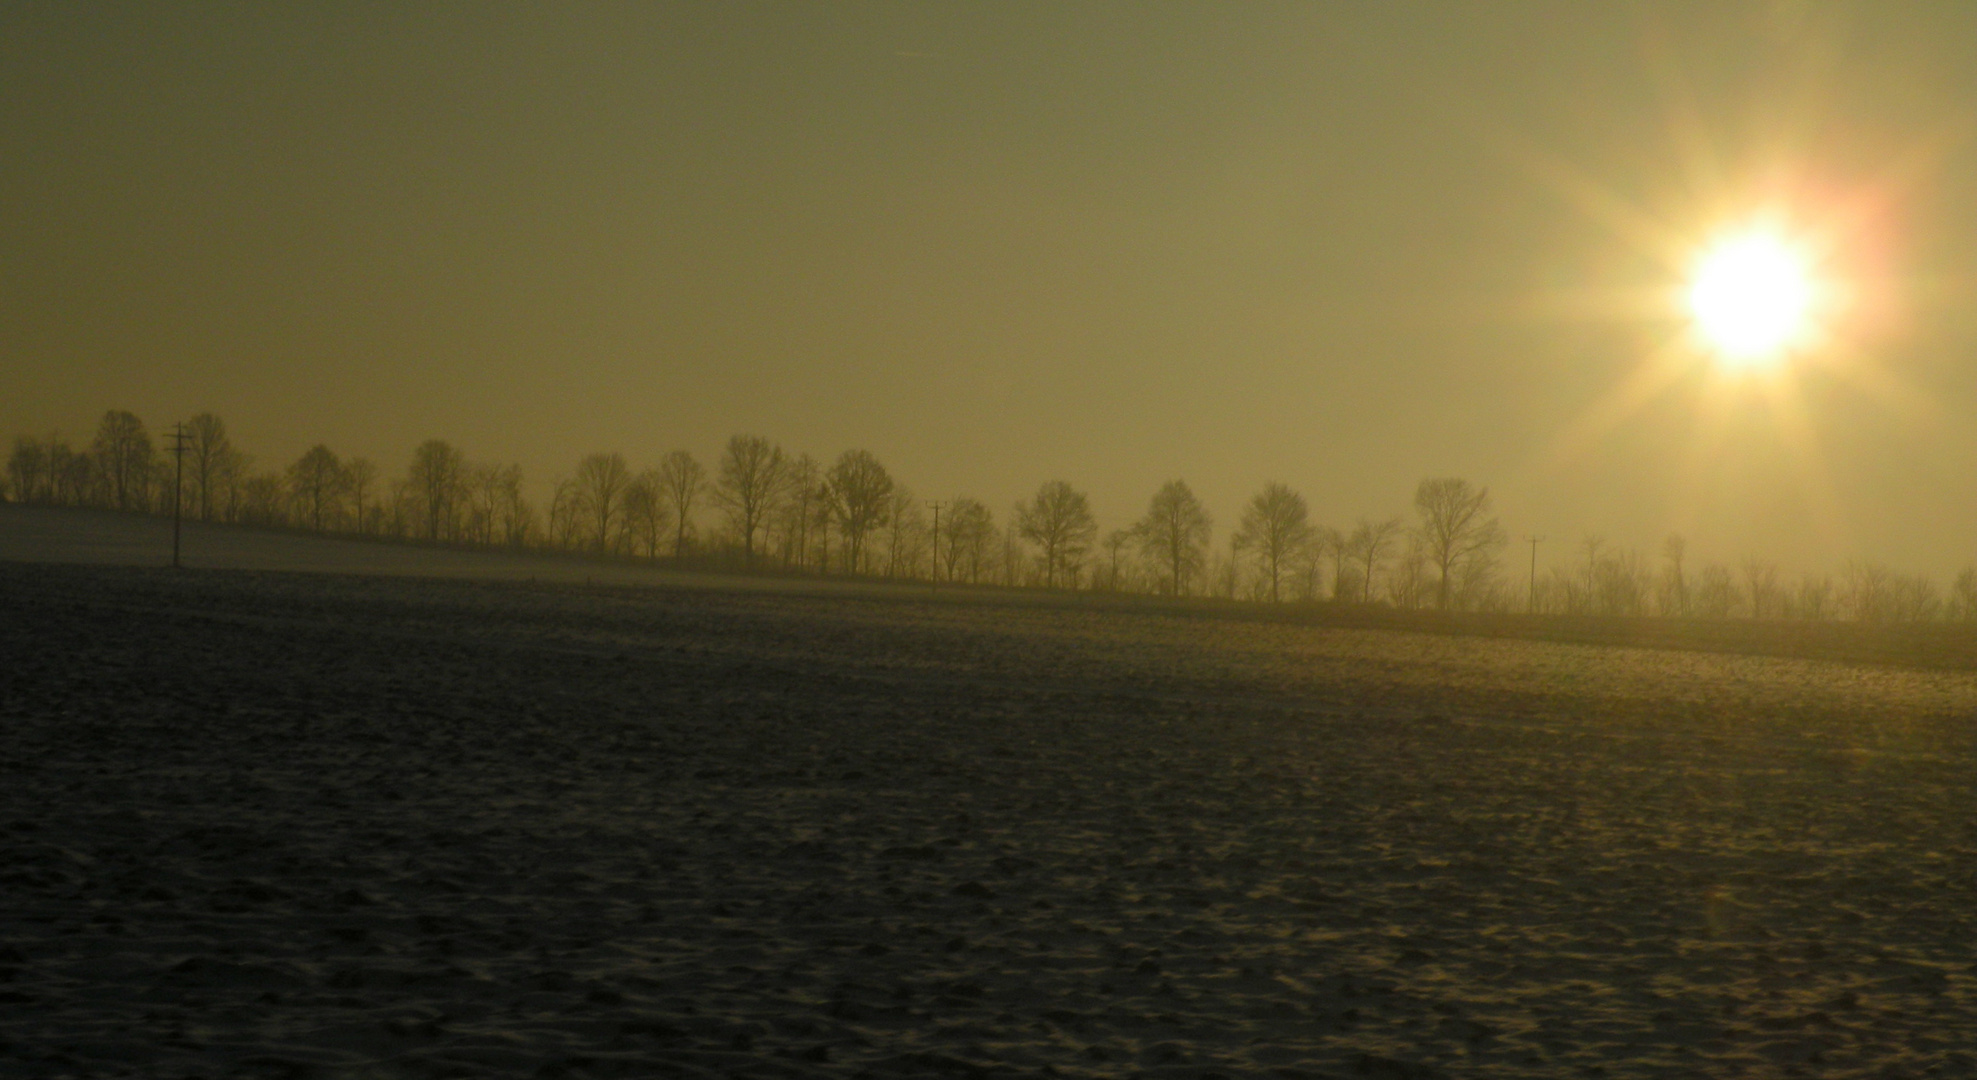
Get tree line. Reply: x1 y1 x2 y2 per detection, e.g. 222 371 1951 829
8 408 1977 623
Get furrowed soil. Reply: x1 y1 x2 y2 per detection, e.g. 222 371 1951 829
3 559 1976 1079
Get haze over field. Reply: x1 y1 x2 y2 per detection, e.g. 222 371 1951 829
9 3 1977 574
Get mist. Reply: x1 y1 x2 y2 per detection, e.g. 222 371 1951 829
10 4 1977 579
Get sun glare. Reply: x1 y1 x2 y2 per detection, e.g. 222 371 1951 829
1685 229 1818 368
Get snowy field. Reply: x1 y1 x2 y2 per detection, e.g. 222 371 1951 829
4 507 1977 1078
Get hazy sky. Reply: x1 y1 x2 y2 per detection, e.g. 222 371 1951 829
8 2 1977 575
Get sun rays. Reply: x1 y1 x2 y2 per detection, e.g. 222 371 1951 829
1493 10 1968 556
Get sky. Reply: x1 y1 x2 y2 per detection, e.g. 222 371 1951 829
8 1 1977 577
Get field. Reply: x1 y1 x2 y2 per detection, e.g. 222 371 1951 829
4 506 1977 1078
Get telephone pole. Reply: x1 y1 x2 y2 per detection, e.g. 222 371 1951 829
168 421 190 569
1524 534 1544 613
926 501 945 586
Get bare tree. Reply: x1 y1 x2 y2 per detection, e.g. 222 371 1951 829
408 439 466 540
1694 563 1738 618
572 451 632 551
93 410 153 510
772 453 820 569
1589 546 1649 616
49 436 95 507
1306 524 1341 600
184 413 233 520
948 498 995 584
460 463 499 544
1412 477 1506 610
1231 482 1313 602
343 457 378 534
1345 516 1403 603
7 436 49 503
286 444 345 531
1660 534 1689 616
826 449 894 574
1742 556 1783 619
1001 505 1023 585
715 435 787 563
547 478 583 549
1018 480 1096 589
1949 568 1977 622
1893 574 1942 623
1841 564 1942 624
239 471 287 527
656 450 705 557
492 464 532 546
621 469 669 558
216 447 249 522
1211 535 1241 598
1100 527 1134 591
807 470 836 571
1134 479 1212 596
1581 534 1605 606
1792 571 1834 620
884 485 924 578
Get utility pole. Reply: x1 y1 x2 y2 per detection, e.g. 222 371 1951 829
168 421 190 569
926 501 945 586
1524 534 1543 613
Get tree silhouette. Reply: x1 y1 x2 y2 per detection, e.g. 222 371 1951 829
184 413 233 521
1581 535 1605 610
7 436 48 503
1412 477 1505 610
1018 480 1095 589
58 437 96 506
715 435 787 564
1742 556 1783 619
1306 525 1341 600
240 471 287 526
1951 568 1977 622
656 450 705 557
344 457 378 534
1101 527 1134 591
1233 482 1312 603
1695 563 1737 618
408 439 465 540
947 498 995 584
1134 479 1211 596
1660 534 1688 616
93 410 153 510
462 463 502 544
884 485 923 578
1345 516 1403 603
287 444 345 531
491 464 532 546
1389 543 1431 609
622 469 670 558
573 452 632 552
547 478 582 549
773 453 821 569
826 449 894 574
1794 571 1833 620
807 469 836 571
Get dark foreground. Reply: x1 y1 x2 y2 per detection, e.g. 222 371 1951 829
3 562 1975 1079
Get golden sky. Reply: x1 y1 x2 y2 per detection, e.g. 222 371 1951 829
7 2 1977 574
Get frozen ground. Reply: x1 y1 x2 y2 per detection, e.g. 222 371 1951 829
4 515 1977 1078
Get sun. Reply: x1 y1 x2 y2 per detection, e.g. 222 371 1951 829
1685 228 1819 368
